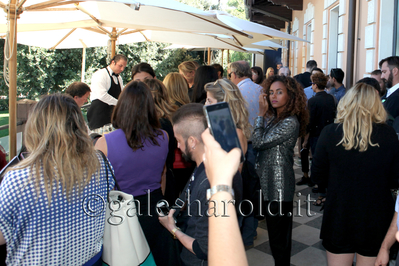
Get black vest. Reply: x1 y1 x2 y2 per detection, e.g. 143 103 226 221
87 68 122 130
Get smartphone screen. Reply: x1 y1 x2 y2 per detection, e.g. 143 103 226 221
204 102 244 162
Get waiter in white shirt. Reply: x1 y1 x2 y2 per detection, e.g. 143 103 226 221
87 54 127 130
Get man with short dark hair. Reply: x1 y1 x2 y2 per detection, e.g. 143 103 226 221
159 103 241 266
88 54 127 130
379 56 399 131
328 68 346 102
65 82 91 108
371 69 387 97
294 60 317 88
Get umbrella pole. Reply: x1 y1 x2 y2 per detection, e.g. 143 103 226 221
111 27 116 58
227 50 230 64
207 47 211 65
8 0 18 158
81 47 86 82
221 49 224 67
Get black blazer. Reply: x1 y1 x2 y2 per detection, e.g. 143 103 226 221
308 91 336 137
383 88 399 132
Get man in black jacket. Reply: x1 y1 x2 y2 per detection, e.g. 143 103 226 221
307 73 336 153
380 56 399 133
307 72 336 206
294 60 317 88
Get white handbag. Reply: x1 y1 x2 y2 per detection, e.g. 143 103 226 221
102 191 156 266
99 151 156 266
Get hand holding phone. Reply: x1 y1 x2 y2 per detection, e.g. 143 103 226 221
203 102 244 162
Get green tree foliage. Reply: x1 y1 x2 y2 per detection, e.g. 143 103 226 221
177 0 219 11
226 0 247 20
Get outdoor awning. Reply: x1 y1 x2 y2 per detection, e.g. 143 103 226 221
244 0 303 30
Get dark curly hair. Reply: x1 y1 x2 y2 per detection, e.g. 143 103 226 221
262 75 309 137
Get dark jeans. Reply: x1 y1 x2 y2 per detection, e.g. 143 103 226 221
263 201 293 266
240 143 259 246
300 137 310 173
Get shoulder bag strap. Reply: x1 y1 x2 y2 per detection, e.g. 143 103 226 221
97 150 121 201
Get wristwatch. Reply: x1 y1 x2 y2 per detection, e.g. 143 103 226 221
171 227 180 239
206 185 234 200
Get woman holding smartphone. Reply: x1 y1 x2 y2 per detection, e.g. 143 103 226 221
253 75 308 266
204 79 250 169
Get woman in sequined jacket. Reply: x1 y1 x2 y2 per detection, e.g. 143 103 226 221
253 75 308 266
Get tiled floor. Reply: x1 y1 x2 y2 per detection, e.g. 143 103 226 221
244 164 330 266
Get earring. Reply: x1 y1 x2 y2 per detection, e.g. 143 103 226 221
192 146 195 150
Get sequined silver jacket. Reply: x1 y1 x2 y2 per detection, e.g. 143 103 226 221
253 115 299 202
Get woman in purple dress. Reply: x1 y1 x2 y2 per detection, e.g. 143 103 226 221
95 80 172 266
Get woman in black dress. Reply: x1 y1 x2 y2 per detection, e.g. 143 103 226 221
311 82 399 266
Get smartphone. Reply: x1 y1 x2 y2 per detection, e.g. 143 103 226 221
203 102 244 162
156 201 170 216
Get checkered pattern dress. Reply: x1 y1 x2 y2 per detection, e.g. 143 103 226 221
0 153 114 265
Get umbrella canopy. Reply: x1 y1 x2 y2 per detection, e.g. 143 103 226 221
0 1 305 51
0 0 249 36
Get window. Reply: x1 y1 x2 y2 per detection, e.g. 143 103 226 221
306 23 312 62
328 5 339 72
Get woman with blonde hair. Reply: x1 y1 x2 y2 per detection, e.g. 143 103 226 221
311 83 399 266
0 94 113 265
178 61 198 89
163 72 190 107
204 78 250 159
266 67 275 78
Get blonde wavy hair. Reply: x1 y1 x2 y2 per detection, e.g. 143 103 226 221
178 61 198 75
335 83 387 151
12 94 99 203
145 79 178 121
204 79 251 139
163 72 190 106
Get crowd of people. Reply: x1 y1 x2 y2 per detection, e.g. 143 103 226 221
0 53 398 266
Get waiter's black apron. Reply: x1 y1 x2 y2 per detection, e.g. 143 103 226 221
87 69 121 130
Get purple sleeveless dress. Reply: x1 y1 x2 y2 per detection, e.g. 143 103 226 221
104 129 168 197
